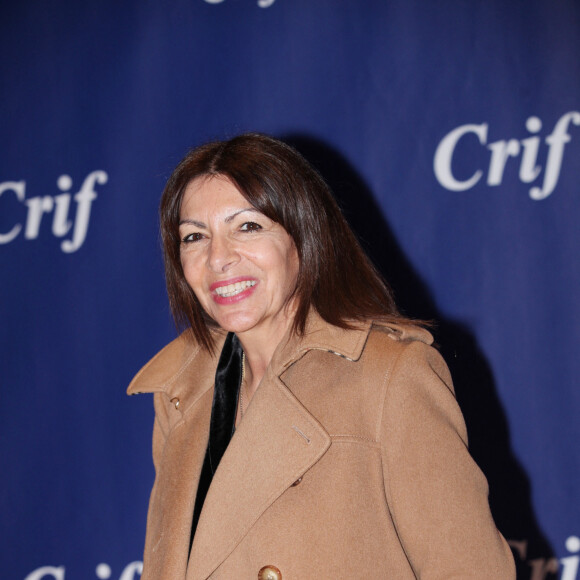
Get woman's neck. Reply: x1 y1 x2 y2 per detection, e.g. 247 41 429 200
237 317 293 400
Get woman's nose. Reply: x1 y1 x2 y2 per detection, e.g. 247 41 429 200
206 236 239 272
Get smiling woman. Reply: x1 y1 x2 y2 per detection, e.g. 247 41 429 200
178 176 300 368
128 133 515 579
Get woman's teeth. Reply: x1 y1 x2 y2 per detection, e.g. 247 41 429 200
214 280 256 298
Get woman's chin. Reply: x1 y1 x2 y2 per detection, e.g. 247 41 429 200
213 313 259 335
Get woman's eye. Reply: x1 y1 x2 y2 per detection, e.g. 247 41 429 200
240 222 262 232
182 232 204 243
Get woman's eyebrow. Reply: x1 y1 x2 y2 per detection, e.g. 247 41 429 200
179 218 206 227
224 208 259 223
179 208 259 227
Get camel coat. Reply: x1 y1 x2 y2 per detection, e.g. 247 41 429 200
128 313 515 579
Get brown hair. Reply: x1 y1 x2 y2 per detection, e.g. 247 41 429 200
160 133 412 352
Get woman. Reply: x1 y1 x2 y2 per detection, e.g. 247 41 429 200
128 133 515 579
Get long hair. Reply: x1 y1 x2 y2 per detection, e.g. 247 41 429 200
160 133 413 352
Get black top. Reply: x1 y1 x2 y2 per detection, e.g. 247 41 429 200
189 332 244 553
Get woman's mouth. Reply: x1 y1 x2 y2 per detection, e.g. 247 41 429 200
214 280 257 298
210 278 258 304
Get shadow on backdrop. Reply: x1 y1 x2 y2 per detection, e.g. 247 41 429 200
284 134 556 580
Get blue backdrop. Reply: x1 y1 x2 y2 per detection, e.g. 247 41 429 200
1 1 579 579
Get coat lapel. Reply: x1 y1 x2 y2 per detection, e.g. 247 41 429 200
187 366 331 580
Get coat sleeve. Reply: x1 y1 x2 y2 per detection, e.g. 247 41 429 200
140 392 170 577
379 340 515 579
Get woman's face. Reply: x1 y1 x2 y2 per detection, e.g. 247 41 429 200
179 175 300 344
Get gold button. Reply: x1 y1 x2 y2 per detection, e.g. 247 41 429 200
258 565 282 580
291 477 302 487
170 397 180 409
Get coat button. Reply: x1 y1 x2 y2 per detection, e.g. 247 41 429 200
258 565 282 580
170 397 180 409
291 477 302 487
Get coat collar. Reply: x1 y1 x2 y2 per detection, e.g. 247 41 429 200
270 310 372 370
126 328 226 397
127 311 433 399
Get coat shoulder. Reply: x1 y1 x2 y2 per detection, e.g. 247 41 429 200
356 320 436 379
370 319 434 347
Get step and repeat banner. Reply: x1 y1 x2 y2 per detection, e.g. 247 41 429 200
1 1 579 579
